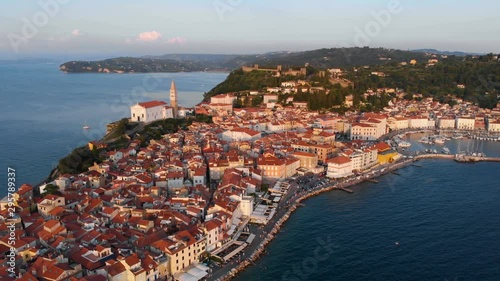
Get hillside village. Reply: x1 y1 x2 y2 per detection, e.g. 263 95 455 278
2 61 500 281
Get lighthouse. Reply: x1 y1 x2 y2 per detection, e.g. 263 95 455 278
170 80 178 118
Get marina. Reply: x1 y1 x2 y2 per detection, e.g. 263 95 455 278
219 137 500 281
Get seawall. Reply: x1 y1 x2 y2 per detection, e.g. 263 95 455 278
217 154 499 280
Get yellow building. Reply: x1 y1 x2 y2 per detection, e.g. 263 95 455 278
309 143 336 163
373 142 400 164
292 151 318 170
150 231 206 275
377 150 400 164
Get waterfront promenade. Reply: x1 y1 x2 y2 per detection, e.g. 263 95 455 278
210 152 500 280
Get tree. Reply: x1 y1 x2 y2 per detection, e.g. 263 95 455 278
243 96 250 107
42 184 60 196
252 95 263 107
233 98 243 108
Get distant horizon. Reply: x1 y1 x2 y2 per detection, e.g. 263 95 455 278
0 46 493 62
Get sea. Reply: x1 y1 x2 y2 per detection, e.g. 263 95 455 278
235 136 500 281
0 61 228 193
2 62 500 281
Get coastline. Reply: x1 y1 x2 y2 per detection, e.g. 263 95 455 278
22 112 500 280
215 159 413 281
215 153 498 281
60 70 231 74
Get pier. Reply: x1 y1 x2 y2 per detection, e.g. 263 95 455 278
454 156 500 163
414 154 500 163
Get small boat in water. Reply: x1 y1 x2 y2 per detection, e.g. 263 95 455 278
434 138 445 144
83 121 90 130
442 147 451 154
398 141 411 148
418 137 431 144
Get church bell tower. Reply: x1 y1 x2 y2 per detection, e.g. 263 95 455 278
170 80 178 117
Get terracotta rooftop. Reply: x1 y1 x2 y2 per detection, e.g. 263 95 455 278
137 100 167 108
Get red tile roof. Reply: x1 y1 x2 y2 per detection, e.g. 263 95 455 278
138 100 167 108
373 142 391 153
327 156 351 165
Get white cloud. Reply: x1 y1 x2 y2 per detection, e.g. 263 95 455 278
72 29 81 36
167 36 187 45
138 31 162 42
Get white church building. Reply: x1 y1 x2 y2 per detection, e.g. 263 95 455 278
130 81 178 123
130 101 173 122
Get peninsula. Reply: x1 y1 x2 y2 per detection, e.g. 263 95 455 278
4 51 500 281
59 47 432 73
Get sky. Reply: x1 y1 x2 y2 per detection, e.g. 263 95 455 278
0 0 499 60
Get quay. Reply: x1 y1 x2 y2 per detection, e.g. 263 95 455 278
413 153 500 163
454 156 500 163
216 153 499 281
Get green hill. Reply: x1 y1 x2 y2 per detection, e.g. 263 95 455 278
59 47 430 74
204 53 500 109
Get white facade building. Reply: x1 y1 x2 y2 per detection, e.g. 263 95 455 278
210 94 236 105
346 149 378 171
221 128 261 142
487 120 500 132
239 196 254 217
350 123 379 140
387 117 409 131
130 101 174 123
456 117 475 130
408 117 430 129
326 156 353 179
438 118 455 129
263 94 278 104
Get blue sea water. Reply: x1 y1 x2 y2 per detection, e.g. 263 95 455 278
0 62 227 192
236 147 500 280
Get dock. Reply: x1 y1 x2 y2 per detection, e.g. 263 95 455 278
454 156 500 163
413 153 500 163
